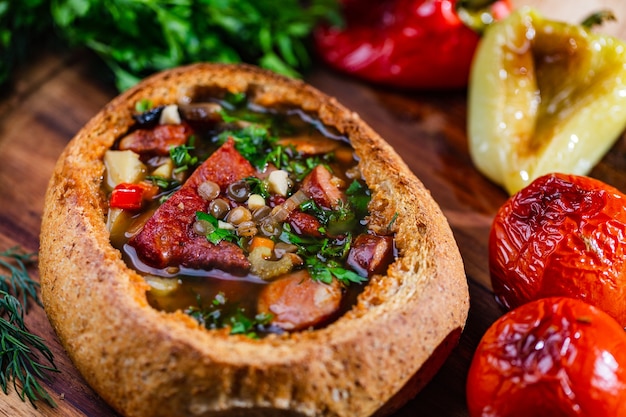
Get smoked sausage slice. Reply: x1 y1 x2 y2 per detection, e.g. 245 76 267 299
129 138 255 273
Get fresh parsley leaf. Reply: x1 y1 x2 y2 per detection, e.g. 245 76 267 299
134 98 153 113
305 256 333 284
185 292 273 338
223 92 247 107
243 176 270 199
346 179 371 218
284 154 326 182
328 263 367 285
217 125 277 169
305 257 366 286
299 199 356 236
196 212 237 245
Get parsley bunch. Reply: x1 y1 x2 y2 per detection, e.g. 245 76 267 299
50 0 342 90
0 0 51 84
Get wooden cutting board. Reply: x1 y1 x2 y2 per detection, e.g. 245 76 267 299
1 1 625 415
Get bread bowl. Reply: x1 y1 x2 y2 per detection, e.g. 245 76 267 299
39 63 469 417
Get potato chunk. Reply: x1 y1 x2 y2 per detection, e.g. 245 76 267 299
104 150 146 189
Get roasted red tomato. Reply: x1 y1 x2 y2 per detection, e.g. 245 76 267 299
489 173 626 327
467 297 626 417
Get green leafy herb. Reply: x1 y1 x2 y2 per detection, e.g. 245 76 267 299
279 224 364 285
145 175 180 191
2 1 342 90
0 247 58 408
223 92 247 107
346 180 371 219
300 199 356 236
0 247 40 309
218 125 276 170
134 98 154 113
170 143 198 173
304 257 366 286
185 292 273 338
243 176 270 199
283 153 327 182
0 0 51 85
196 212 237 245
48 0 342 90
146 175 181 204
387 212 399 232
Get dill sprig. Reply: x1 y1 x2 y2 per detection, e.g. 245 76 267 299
0 247 41 309
0 247 58 408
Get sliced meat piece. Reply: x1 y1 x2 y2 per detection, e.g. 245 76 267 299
346 234 395 277
128 138 255 274
185 137 255 190
118 123 192 156
301 165 346 210
129 187 249 273
287 211 323 237
257 269 343 331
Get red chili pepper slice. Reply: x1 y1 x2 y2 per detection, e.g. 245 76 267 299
110 183 146 210
314 0 511 89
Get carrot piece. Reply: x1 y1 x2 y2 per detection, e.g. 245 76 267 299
248 236 275 253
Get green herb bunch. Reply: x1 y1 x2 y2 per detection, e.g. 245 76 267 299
0 247 58 408
0 0 52 84
1 0 341 91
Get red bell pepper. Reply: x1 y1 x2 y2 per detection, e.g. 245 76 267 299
110 182 156 210
314 0 511 89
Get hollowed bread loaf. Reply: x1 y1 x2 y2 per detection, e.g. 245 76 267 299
39 63 469 417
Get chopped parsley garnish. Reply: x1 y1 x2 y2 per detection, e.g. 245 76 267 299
284 153 328 182
196 212 238 245
346 179 371 219
300 199 356 236
185 292 273 338
170 139 198 173
223 92 247 107
279 223 365 285
135 99 154 113
243 176 270 199
145 175 180 190
305 257 366 286
217 120 334 181
218 125 276 170
146 175 181 204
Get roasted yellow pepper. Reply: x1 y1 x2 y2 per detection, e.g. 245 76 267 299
468 7 626 194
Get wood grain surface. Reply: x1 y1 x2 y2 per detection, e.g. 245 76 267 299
1 1 626 415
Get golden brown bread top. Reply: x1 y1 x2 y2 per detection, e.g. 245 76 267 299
39 63 469 417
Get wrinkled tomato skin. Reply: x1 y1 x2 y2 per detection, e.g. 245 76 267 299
467 297 626 417
489 173 626 327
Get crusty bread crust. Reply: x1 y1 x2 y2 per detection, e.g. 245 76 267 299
39 63 469 417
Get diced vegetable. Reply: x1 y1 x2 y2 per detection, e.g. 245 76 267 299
104 150 146 189
143 275 181 297
151 159 174 179
158 104 181 125
267 169 291 196
110 181 157 211
248 236 275 253
248 246 301 281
